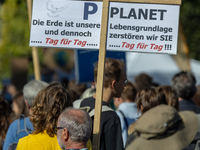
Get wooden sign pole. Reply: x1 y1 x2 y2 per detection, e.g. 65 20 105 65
92 0 110 149
92 0 181 150
27 0 41 80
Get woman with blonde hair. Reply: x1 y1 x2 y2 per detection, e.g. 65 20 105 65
16 82 73 150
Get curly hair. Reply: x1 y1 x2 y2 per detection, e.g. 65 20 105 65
136 87 167 114
30 81 73 137
158 85 179 111
94 58 125 88
0 97 10 149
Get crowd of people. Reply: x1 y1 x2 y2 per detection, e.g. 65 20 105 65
1 58 200 150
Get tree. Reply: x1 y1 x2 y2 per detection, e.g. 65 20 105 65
0 0 33 79
180 0 200 60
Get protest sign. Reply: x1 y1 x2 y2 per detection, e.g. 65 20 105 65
30 0 102 49
30 0 180 54
75 50 126 83
28 0 181 150
107 3 180 54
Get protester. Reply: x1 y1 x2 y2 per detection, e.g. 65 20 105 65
136 86 167 115
0 97 12 150
125 105 199 150
114 81 139 147
73 58 125 150
12 91 29 119
3 80 48 150
68 90 80 102
193 84 200 107
56 108 92 150
134 73 154 92
16 81 73 150
171 71 200 113
127 87 167 146
158 85 179 111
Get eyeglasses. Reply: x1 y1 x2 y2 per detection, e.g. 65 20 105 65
53 127 64 134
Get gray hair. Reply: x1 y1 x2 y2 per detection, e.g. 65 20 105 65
171 71 196 99
58 108 92 143
23 80 48 107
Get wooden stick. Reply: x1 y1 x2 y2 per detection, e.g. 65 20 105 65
92 0 110 150
27 0 41 80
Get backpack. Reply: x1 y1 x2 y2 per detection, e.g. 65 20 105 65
73 99 114 150
8 115 32 150
73 99 114 117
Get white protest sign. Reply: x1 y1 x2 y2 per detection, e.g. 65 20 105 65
30 0 180 54
30 0 102 49
107 3 180 54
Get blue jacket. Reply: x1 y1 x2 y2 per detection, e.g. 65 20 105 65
3 117 34 150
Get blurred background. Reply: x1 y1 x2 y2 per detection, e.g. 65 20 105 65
0 0 199 102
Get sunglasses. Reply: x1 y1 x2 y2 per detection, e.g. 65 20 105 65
53 127 64 134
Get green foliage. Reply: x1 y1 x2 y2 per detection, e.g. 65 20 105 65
0 0 32 78
180 0 200 60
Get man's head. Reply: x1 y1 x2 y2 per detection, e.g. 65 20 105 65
56 108 92 149
23 80 48 108
137 87 167 114
135 73 153 92
114 81 137 109
171 71 196 100
94 58 127 98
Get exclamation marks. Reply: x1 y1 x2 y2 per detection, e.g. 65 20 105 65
165 44 172 50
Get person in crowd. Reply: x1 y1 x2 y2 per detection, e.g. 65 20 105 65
126 87 167 146
68 80 87 98
134 73 154 92
0 97 12 150
16 81 73 150
55 108 92 150
3 80 48 150
68 90 80 102
114 81 140 147
12 91 29 119
125 105 199 150
171 71 200 113
158 85 179 111
136 87 167 115
193 84 200 107
73 58 125 150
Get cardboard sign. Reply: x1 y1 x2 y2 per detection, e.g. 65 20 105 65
30 0 179 54
30 0 102 49
107 3 180 54
75 50 126 83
